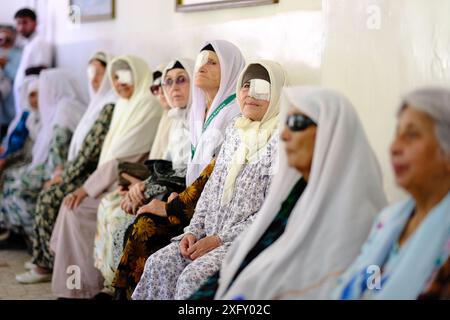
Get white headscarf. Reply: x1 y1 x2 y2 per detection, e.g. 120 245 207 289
67 51 117 161
218 87 388 300
28 69 88 171
162 58 194 168
148 63 172 160
98 55 162 166
21 76 41 141
221 60 286 205
187 40 245 185
2 76 40 147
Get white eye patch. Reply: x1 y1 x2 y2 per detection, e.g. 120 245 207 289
116 69 134 85
194 51 210 74
249 79 271 101
87 65 96 80
28 80 39 95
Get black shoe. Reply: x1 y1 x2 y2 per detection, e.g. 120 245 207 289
113 288 128 301
0 228 10 241
0 230 28 250
92 292 114 301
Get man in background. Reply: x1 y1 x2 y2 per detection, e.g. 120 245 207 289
0 26 21 141
13 8 53 121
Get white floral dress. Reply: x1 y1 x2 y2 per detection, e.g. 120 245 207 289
132 122 279 300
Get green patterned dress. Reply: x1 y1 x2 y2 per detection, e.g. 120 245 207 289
32 104 115 269
0 126 73 237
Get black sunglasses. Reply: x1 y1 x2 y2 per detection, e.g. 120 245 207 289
150 84 161 96
286 114 316 131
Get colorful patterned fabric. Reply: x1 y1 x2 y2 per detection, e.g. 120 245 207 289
132 123 278 300
31 104 115 269
0 126 72 237
112 159 216 299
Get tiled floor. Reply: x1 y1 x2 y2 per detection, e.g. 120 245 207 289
0 250 54 300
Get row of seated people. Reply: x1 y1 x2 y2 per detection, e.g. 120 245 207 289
0 39 448 300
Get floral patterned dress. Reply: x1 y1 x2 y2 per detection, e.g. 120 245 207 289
112 159 216 299
132 123 279 300
0 126 72 237
31 104 115 269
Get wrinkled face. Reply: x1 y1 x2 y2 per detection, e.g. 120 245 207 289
112 71 135 99
162 68 190 109
281 107 317 179
89 60 106 93
238 80 270 121
194 51 221 91
15 17 36 38
390 106 450 193
28 91 38 109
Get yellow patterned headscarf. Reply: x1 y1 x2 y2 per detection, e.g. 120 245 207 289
221 60 287 205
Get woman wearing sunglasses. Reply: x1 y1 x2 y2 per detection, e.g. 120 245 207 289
132 60 287 300
93 59 194 298
191 87 387 300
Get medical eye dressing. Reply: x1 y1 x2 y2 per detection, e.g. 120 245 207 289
116 69 134 85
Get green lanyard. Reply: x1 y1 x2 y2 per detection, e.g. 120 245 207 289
191 93 236 159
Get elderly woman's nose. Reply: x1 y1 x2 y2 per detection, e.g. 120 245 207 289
281 127 290 141
198 64 208 73
390 137 403 156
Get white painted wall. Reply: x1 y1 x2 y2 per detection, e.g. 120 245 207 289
4 0 450 202
0 0 30 25
321 0 450 202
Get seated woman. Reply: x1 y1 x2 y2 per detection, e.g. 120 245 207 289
112 40 246 299
333 87 450 300
50 55 162 299
15 52 116 284
0 76 40 174
1 66 47 154
0 69 87 245
132 60 286 300
93 58 194 297
204 87 387 300
47 52 116 186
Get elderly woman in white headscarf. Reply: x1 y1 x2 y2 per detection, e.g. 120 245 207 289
132 60 286 300
49 55 162 299
0 69 87 244
187 40 245 185
15 52 117 284
0 75 40 173
93 58 194 297
110 40 245 300
333 87 450 300
210 87 387 300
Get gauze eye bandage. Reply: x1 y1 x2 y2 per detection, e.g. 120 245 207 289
116 69 134 85
194 51 210 73
87 65 96 80
28 80 39 95
249 79 271 101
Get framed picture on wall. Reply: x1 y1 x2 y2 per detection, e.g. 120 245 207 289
175 0 279 12
69 0 116 23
